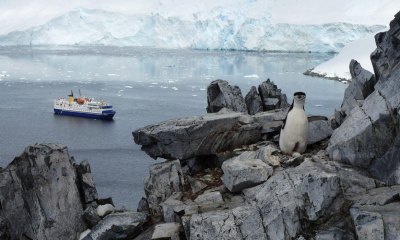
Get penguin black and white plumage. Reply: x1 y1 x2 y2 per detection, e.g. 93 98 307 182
279 92 308 156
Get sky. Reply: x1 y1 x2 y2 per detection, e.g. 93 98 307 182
0 0 399 35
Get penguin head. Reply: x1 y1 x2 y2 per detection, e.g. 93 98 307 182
293 92 306 107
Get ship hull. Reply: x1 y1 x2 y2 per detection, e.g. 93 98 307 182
54 109 115 120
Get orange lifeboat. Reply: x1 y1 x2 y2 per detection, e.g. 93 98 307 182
77 97 85 105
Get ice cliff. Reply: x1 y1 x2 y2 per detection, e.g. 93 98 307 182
0 8 384 52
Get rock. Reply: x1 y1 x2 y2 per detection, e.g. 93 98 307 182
83 211 149 240
245 86 263 115
83 206 102 227
350 208 385 240
340 60 376 120
255 144 281 167
243 159 341 239
79 229 91 240
189 206 267 240
97 204 115 217
160 197 184 222
206 79 247 113
187 176 208 194
281 155 304 168
328 12 400 184
144 160 185 216
258 79 289 111
0 215 10 240
75 159 98 204
307 118 333 145
133 112 262 160
194 191 224 205
0 144 86 240
137 197 150 214
151 222 182 240
222 158 273 192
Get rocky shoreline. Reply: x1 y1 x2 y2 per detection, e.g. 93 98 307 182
1 11 400 240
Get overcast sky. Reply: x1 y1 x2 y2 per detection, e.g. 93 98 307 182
0 0 399 35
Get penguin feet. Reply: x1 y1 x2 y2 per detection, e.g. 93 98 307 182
292 152 301 157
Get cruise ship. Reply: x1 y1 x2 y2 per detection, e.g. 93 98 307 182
54 91 116 120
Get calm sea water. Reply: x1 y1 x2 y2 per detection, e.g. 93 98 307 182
0 46 346 209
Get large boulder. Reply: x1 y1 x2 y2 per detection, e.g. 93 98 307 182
258 79 289 111
206 79 247 113
328 12 400 184
0 144 87 240
75 159 98 205
133 110 286 160
221 157 273 192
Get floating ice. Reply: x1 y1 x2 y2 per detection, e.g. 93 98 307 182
125 86 133 88
151 82 159 85
107 73 120 77
315 104 323 107
244 74 260 78
171 87 179 91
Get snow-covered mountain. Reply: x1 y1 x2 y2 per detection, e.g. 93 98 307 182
0 8 384 52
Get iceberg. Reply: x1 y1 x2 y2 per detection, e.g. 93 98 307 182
0 8 384 53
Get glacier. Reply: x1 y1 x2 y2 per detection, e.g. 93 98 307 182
0 8 385 53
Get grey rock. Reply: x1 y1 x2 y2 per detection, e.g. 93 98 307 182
258 79 289 111
194 191 224 205
341 60 376 119
187 176 208 194
328 13 400 185
75 159 98 204
144 160 185 216
328 91 395 169
243 159 341 239
222 158 273 192
151 222 182 240
133 112 262 160
0 144 86 240
245 86 263 115
84 211 148 240
0 215 10 240
137 197 150 214
314 227 355 240
189 206 267 240
206 79 247 113
161 198 184 222
350 208 384 240
307 119 333 145
83 206 102 228
281 155 304 168
255 144 281 167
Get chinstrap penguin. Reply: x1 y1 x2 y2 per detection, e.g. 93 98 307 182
279 92 308 156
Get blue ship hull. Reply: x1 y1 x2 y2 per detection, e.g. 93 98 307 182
54 109 115 120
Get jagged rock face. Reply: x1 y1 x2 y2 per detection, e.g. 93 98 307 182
328 12 400 183
144 160 185 216
307 118 333 145
206 79 247 113
258 79 289 111
0 144 86 240
245 86 263 115
243 160 342 239
340 60 376 119
75 159 98 205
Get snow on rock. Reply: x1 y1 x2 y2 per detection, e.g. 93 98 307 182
0 8 384 53
309 30 385 80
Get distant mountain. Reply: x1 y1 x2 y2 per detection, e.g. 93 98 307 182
0 8 385 52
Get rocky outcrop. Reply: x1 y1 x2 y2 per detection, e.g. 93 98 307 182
328 12 400 184
133 110 287 160
258 79 289 111
144 160 185 215
0 144 87 240
206 79 247 113
245 86 263 115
